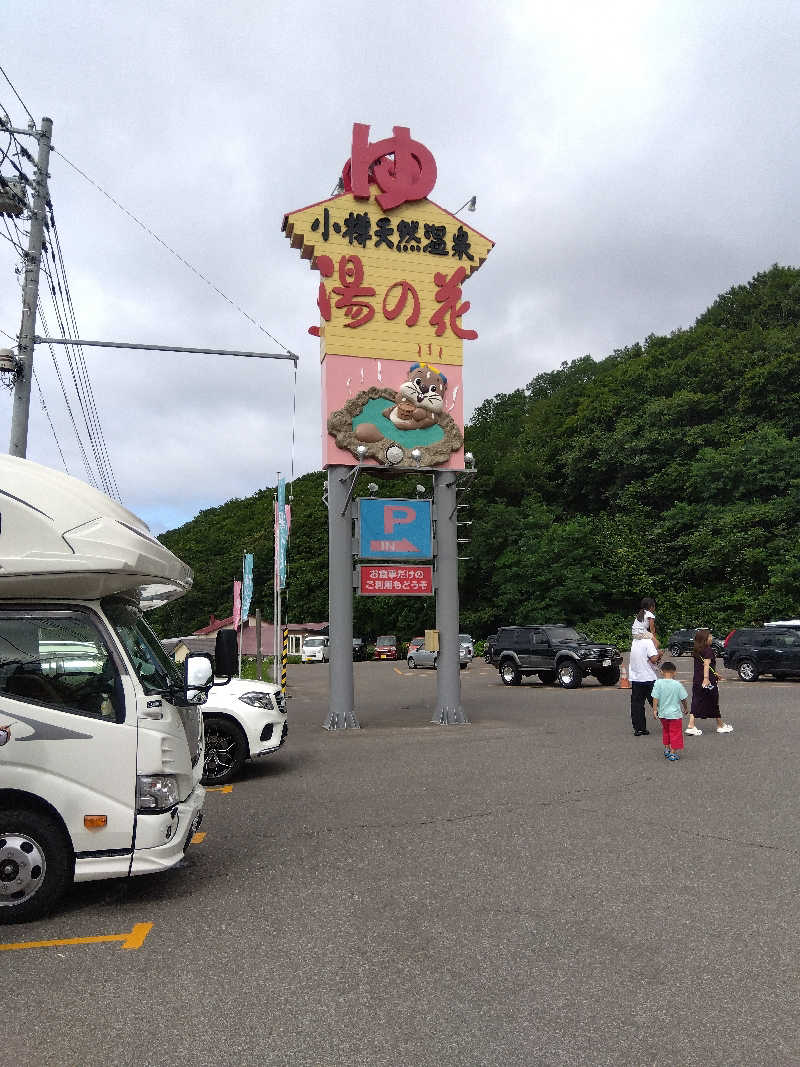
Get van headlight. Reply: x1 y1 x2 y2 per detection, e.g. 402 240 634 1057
136 774 179 813
239 692 275 710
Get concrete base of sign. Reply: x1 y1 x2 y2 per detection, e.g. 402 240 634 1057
431 705 469 726
323 708 361 730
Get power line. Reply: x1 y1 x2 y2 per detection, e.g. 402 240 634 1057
36 301 96 487
52 147 295 354
47 206 120 499
0 66 34 124
41 249 114 496
32 368 69 473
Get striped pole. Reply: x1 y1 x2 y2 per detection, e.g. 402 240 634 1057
282 626 288 694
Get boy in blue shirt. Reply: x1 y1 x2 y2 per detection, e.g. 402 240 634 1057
652 662 688 762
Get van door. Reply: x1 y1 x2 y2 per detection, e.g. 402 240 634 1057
0 608 138 856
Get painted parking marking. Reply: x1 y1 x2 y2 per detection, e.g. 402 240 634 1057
191 831 207 844
393 667 403 675
0 921 153 953
205 785 233 794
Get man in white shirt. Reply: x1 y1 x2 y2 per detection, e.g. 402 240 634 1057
628 636 660 736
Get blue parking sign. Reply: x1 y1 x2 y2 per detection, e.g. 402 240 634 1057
358 498 433 559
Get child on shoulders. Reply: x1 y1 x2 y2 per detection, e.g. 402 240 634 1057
632 597 659 648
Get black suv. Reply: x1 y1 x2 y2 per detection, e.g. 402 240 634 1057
666 628 725 658
722 627 800 681
487 625 622 688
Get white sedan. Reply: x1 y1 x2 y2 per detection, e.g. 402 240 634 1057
201 675 287 785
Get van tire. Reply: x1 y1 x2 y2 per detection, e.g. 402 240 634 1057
202 716 248 785
0 808 73 924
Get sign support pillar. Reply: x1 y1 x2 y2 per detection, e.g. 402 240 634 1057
324 466 359 729
432 472 467 724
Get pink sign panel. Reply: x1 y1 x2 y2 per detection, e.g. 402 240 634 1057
323 353 464 471
358 564 434 596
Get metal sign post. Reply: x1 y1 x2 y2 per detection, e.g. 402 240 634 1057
432 472 467 724
323 466 359 729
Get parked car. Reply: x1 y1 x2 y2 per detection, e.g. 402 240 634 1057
666 628 725 658
353 637 365 661
722 627 800 681
201 675 288 785
407 636 469 670
459 634 474 660
373 635 398 660
487 624 622 688
301 635 329 663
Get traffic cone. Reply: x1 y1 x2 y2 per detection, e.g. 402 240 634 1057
619 664 631 689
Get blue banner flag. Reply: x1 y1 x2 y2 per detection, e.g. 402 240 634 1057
241 553 254 621
277 478 288 590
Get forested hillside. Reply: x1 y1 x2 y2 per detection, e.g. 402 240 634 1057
152 266 800 643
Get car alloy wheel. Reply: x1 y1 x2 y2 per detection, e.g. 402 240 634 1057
557 661 581 688
737 659 758 682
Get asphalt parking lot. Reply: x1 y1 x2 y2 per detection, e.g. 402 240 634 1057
5 657 800 1066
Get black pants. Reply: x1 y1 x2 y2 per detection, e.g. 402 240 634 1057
630 680 655 733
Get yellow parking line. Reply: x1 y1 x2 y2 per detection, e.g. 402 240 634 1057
0 921 153 953
205 785 233 794
191 831 206 844
393 667 403 675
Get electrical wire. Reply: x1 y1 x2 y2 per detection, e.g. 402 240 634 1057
36 301 97 487
0 66 34 124
41 251 113 495
52 147 295 355
47 207 120 499
32 368 69 472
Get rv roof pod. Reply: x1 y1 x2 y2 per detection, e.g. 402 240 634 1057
0 455 191 607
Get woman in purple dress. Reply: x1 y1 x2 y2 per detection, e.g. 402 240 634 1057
686 628 733 736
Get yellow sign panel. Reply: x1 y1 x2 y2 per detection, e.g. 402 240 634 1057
283 192 494 366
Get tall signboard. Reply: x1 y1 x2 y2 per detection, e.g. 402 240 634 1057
283 124 493 472
282 124 494 729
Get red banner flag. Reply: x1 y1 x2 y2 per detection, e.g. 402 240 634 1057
232 580 242 630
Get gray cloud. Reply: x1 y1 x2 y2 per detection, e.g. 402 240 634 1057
2 0 799 531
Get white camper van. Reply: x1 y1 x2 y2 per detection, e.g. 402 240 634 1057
0 457 222 923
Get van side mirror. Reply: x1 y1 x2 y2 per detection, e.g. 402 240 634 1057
184 652 213 704
214 629 238 680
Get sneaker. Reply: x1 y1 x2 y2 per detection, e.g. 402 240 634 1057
686 726 703 736
717 724 733 733
667 752 680 761
640 728 650 735
664 746 671 757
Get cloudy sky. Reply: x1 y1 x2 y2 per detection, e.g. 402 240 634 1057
2 1 799 533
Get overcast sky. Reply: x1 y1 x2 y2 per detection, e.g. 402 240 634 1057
2 1 799 533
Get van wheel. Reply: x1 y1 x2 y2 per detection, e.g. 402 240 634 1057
557 660 581 688
0 809 73 924
202 716 248 785
669 645 682 658
407 657 416 669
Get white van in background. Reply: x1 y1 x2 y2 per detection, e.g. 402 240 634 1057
0 456 229 923
301 635 330 663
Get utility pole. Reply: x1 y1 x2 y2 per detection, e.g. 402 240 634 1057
9 117 53 458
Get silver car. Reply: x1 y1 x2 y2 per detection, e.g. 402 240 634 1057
407 637 469 670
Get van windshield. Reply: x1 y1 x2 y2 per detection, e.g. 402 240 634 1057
102 598 182 695
304 637 325 647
